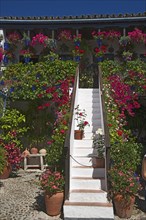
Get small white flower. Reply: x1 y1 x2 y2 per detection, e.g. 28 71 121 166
96 128 103 135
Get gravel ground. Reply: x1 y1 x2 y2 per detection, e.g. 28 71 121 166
0 169 146 220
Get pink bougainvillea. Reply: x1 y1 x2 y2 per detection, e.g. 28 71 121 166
31 33 48 47
109 75 140 117
128 28 146 43
4 142 22 169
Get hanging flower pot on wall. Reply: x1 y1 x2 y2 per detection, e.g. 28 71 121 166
3 55 8 64
4 42 9 50
97 38 102 47
24 39 30 46
24 57 30 63
74 41 80 47
96 57 103 62
75 56 80 62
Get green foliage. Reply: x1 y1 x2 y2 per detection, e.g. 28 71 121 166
0 146 7 174
101 59 145 201
100 60 122 78
2 57 77 100
0 109 28 148
93 128 105 158
46 110 70 168
110 141 142 171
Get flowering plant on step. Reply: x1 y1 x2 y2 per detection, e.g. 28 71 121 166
93 128 105 158
74 105 89 131
40 168 65 196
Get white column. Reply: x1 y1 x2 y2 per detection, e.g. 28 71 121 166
123 28 126 36
0 29 5 47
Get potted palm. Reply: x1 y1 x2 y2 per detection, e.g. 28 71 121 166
40 168 65 216
90 128 105 168
74 105 89 140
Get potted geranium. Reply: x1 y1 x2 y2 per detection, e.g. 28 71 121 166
128 28 146 43
108 166 142 218
72 46 85 62
91 128 105 168
58 29 72 41
31 33 48 48
40 168 65 216
20 48 33 63
92 31 106 47
22 32 31 46
74 104 89 139
73 34 82 46
122 50 133 61
94 45 107 62
119 36 131 47
7 32 21 44
106 30 121 40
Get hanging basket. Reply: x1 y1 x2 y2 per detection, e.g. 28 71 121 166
74 130 83 140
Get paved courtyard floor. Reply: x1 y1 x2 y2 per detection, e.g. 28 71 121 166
0 169 146 220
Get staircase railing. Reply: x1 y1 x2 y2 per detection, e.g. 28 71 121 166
64 66 79 200
98 65 111 192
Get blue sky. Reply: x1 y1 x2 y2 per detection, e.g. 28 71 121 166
0 0 146 17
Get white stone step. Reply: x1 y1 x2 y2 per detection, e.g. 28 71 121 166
72 167 105 178
73 139 93 147
69 190 108 203
73 148 93 157
78 88 99 94
84 131 93 139
71 156 92 166
70 178 102 190
77 102 100 109
64 203 114 219
78 99 100 105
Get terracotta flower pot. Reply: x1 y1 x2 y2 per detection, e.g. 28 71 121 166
92 157 105 168
74 130 83 140
22 148 30 157
39 148 47 155
30 147 38 154
0 164 12 179
45 191 64 216
113 194 135 218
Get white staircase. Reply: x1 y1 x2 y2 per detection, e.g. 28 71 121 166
63 88 114 219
